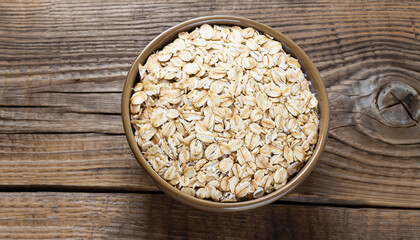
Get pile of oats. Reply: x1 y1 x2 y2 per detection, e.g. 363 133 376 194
130 24 319 202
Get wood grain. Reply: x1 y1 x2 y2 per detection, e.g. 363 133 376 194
0 133 154 191
1 0 420 208
0 192 418 239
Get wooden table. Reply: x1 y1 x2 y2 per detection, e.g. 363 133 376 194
1 0 419 239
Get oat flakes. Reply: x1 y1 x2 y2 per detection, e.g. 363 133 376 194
130 24 319 202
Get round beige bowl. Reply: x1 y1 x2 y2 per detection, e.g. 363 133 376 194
121 15 329 212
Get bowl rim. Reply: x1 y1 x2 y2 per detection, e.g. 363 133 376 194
121 15 329 212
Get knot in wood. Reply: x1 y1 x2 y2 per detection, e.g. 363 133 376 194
376 82 419 127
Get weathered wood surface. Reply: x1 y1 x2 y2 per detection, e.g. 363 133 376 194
1 0 419 209
0 192 418 239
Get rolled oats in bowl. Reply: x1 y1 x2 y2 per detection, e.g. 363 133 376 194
129 24 319 203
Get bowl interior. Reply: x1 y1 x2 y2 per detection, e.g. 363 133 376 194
122 15 329 212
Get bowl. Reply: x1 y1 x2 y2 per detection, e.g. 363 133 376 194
121 15 329 212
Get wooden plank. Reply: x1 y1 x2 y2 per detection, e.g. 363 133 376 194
1 133 419 208
0 0 420 207
0 107 122 134
0 133 155 191
0 192 418 239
